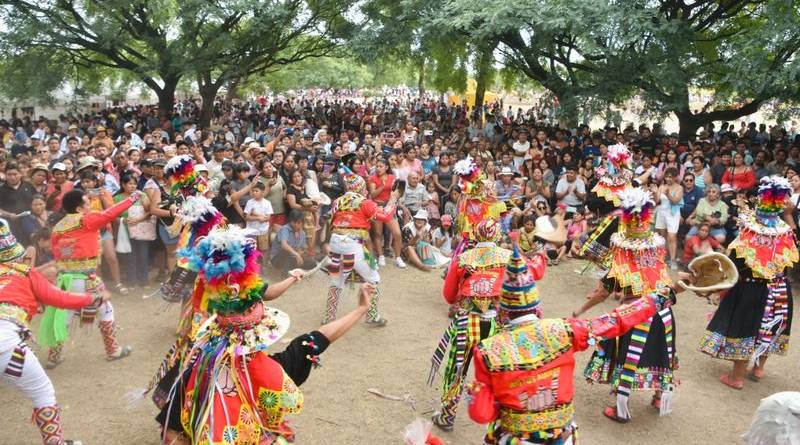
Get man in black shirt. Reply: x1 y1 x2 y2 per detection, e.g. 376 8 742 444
0 162 36 238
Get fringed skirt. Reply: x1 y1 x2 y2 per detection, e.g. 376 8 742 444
700 275 792 361
584 306 677 392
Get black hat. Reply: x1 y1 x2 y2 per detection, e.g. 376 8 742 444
213 143 226 152
341 152 357 167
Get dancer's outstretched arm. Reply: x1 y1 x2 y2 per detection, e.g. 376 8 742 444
318 283 372 343
263 270 304 300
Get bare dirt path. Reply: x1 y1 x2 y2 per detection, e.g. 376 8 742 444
2 261 797 444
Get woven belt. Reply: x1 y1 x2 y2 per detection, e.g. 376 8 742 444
56 257 99 274
500 404 574 434
0 303 31 331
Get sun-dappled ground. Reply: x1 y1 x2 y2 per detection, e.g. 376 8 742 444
2 260 797 444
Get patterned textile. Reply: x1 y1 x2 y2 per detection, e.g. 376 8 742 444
0 218 25 262
323 287 342 324
33 405 64 445
0 303 31 330
3 343 26 378
577 214 616 268
607 233 670 296
499 404 575 434
729 215 798 280
54 257 99 274
751 278 790 365
699 332 789 361
485 419 577 445
98 320 121 357
481 320 573 372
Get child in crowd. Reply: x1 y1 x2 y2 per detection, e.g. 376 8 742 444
443 188 459 222
244 182 273 268
425 179 441 220
432 214 454 257
566 209 588 257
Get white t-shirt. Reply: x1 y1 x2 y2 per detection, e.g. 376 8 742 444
432 228 453 256
512 140 530 158
244 198 273 235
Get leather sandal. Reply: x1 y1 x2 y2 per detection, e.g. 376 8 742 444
603 406 630 423
719 373 744 390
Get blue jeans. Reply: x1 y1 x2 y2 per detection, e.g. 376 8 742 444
130 239 151 286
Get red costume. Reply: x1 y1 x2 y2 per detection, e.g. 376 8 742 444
469 297 657 444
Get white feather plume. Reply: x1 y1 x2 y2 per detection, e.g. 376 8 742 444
177 195 218 223
758 175 792 193
742 391 800 445
453 157 476 176
165 154 193 172
618 187 653 212
205 226 255 253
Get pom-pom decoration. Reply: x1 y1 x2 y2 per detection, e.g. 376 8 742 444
607 144 632 169
176 196 225 253
184 226 265 314
618 187 655 230
756 175 792 217
165 154 205 197
454 156 480 182
592 144 634 203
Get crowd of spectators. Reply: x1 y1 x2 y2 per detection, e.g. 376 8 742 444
1 90 799 289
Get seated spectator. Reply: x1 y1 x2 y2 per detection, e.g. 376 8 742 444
721 151 756 191
566 208 588 257
400 171 427 224
401 209 449 271
683 223 723 264
686 184 728 244
432 214 454 257
269 210 316 271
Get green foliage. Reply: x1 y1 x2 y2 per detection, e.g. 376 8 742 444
242 56 416 93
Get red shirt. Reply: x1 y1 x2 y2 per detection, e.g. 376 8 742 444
368 174 394 203
0 265 92 321
45 181 74 213
52 197 133 263
683 235 721 264
721 167 756 191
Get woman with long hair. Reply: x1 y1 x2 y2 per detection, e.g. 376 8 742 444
285 169 318 256
722 151 757 191
368 157 403 266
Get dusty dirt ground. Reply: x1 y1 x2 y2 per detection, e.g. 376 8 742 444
2 260 799 445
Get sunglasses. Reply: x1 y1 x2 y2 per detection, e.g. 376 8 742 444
537 205 546 210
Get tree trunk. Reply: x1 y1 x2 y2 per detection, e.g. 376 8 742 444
473 44 493 122
225 76 242 103
417 60 425 98
675 109 701 142
156 77 179 120
198 83 219 129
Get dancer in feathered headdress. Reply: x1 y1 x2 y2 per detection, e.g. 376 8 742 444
575 187 680 423
321 153 397 326
452 157 506 242
156 227 373 445
578 143 635 300
700 176 798 390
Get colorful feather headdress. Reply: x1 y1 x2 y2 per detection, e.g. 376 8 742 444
755 176 792 225
166 155 207 197
176 196 225 251
185 226 265 315
593 144 633 204
618 187 655 238
339 164 367 196
454 157 492 199
607 187 669 296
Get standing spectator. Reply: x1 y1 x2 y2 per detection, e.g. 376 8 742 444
655 167 684 269
555 163 586 217
688 156 713 192
18 194 49 246
285 169 318 255
511 130 530 172
244 182 273 269
721 152 756 191
116 173 153 289
0 162 36 237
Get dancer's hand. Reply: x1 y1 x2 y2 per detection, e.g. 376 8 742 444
288 268 305 281
130 191 142 203
358 283 376 308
